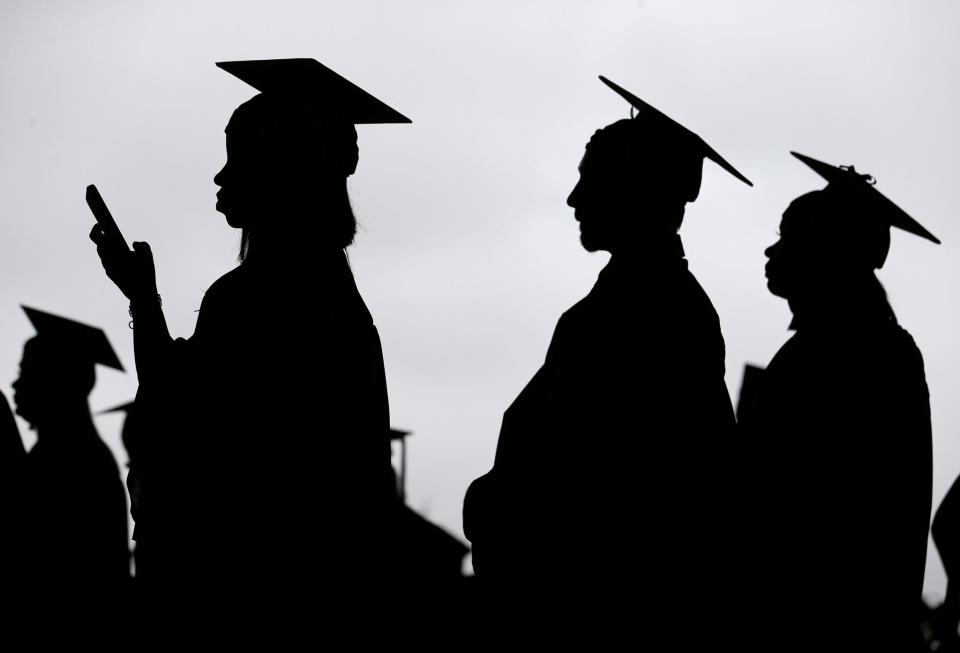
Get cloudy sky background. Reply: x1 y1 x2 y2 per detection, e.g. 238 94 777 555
1 0 958 598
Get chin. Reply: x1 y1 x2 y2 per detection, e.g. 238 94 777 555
579 234 610 253
766 279 787 299
223 213 246 229
578 227 604 252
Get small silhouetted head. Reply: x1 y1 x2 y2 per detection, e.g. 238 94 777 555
12 307 123 428
765 152 939 303
212 59 410 258
567 77 751 254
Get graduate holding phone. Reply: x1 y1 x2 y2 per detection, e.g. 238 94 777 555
89 59 409 612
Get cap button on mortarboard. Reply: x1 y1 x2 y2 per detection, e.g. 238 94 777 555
791 151 940 245
598 75 753 188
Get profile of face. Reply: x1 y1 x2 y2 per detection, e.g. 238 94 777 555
213 99 359 235
566 123 697 254
764 199 845 301
566 148 643 253
11 339 95 429
11 342 41 426
214 120 279 230
763 213 802 300
766 187 895 304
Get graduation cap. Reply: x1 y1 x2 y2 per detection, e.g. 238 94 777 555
216 58 411 124
791 151 940 245
598 76 753 190
22 306 124 372
97 400 140 460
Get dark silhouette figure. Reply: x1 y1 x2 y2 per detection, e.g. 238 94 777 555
89 59 409 612
6 307 130 595
388 429 469 585
738 152 936 650
0 377 26 593
463 77 751 629
99 400 146 578
929 474 960 650
0 385 24 460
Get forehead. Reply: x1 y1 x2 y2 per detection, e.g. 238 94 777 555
778 207 801 230
778 210 823 246
577 148 591 172
19 337 38 362
780 191 828 231
577 140 632 175
18 337 52 372
223 108 279 158
224 95 285 145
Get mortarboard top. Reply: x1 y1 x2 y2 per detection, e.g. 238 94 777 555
791 151 940 245
599 76 753 188
389 428 411 441
216 58 411 125
22 306 124 372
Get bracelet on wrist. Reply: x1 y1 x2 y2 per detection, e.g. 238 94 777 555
128 294 162 329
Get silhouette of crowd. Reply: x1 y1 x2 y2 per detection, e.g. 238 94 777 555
3 58 956 646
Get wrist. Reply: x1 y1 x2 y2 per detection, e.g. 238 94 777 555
129 286 161 304
128 293 162 329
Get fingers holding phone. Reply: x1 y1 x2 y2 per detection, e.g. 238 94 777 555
86 186 158 301
90 231 158 301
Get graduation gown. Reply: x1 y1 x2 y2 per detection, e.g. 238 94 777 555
20 426 130 590
134 252 395 597
465 236 736 618
738 302 932 649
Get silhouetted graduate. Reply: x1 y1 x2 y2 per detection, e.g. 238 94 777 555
100 402 140 519
464 77 750 628
930 474 960 649
387 429 469 585
7 307 130 593
0 382 26 591
0 385 24 461
738 152 936 650
99 400 149 580
89 59 407 610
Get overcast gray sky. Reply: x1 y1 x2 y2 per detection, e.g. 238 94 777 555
1 0 958 599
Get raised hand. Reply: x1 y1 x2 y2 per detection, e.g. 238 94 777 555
89 227 158 302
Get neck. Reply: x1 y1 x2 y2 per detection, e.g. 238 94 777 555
608 233 684 264
787 274 894 330
243 229 346 266
35 398 96 444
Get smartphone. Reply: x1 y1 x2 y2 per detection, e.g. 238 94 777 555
86 184 130 252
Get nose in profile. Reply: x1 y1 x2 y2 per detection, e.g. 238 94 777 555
765 241 780 259
567 181 580 209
